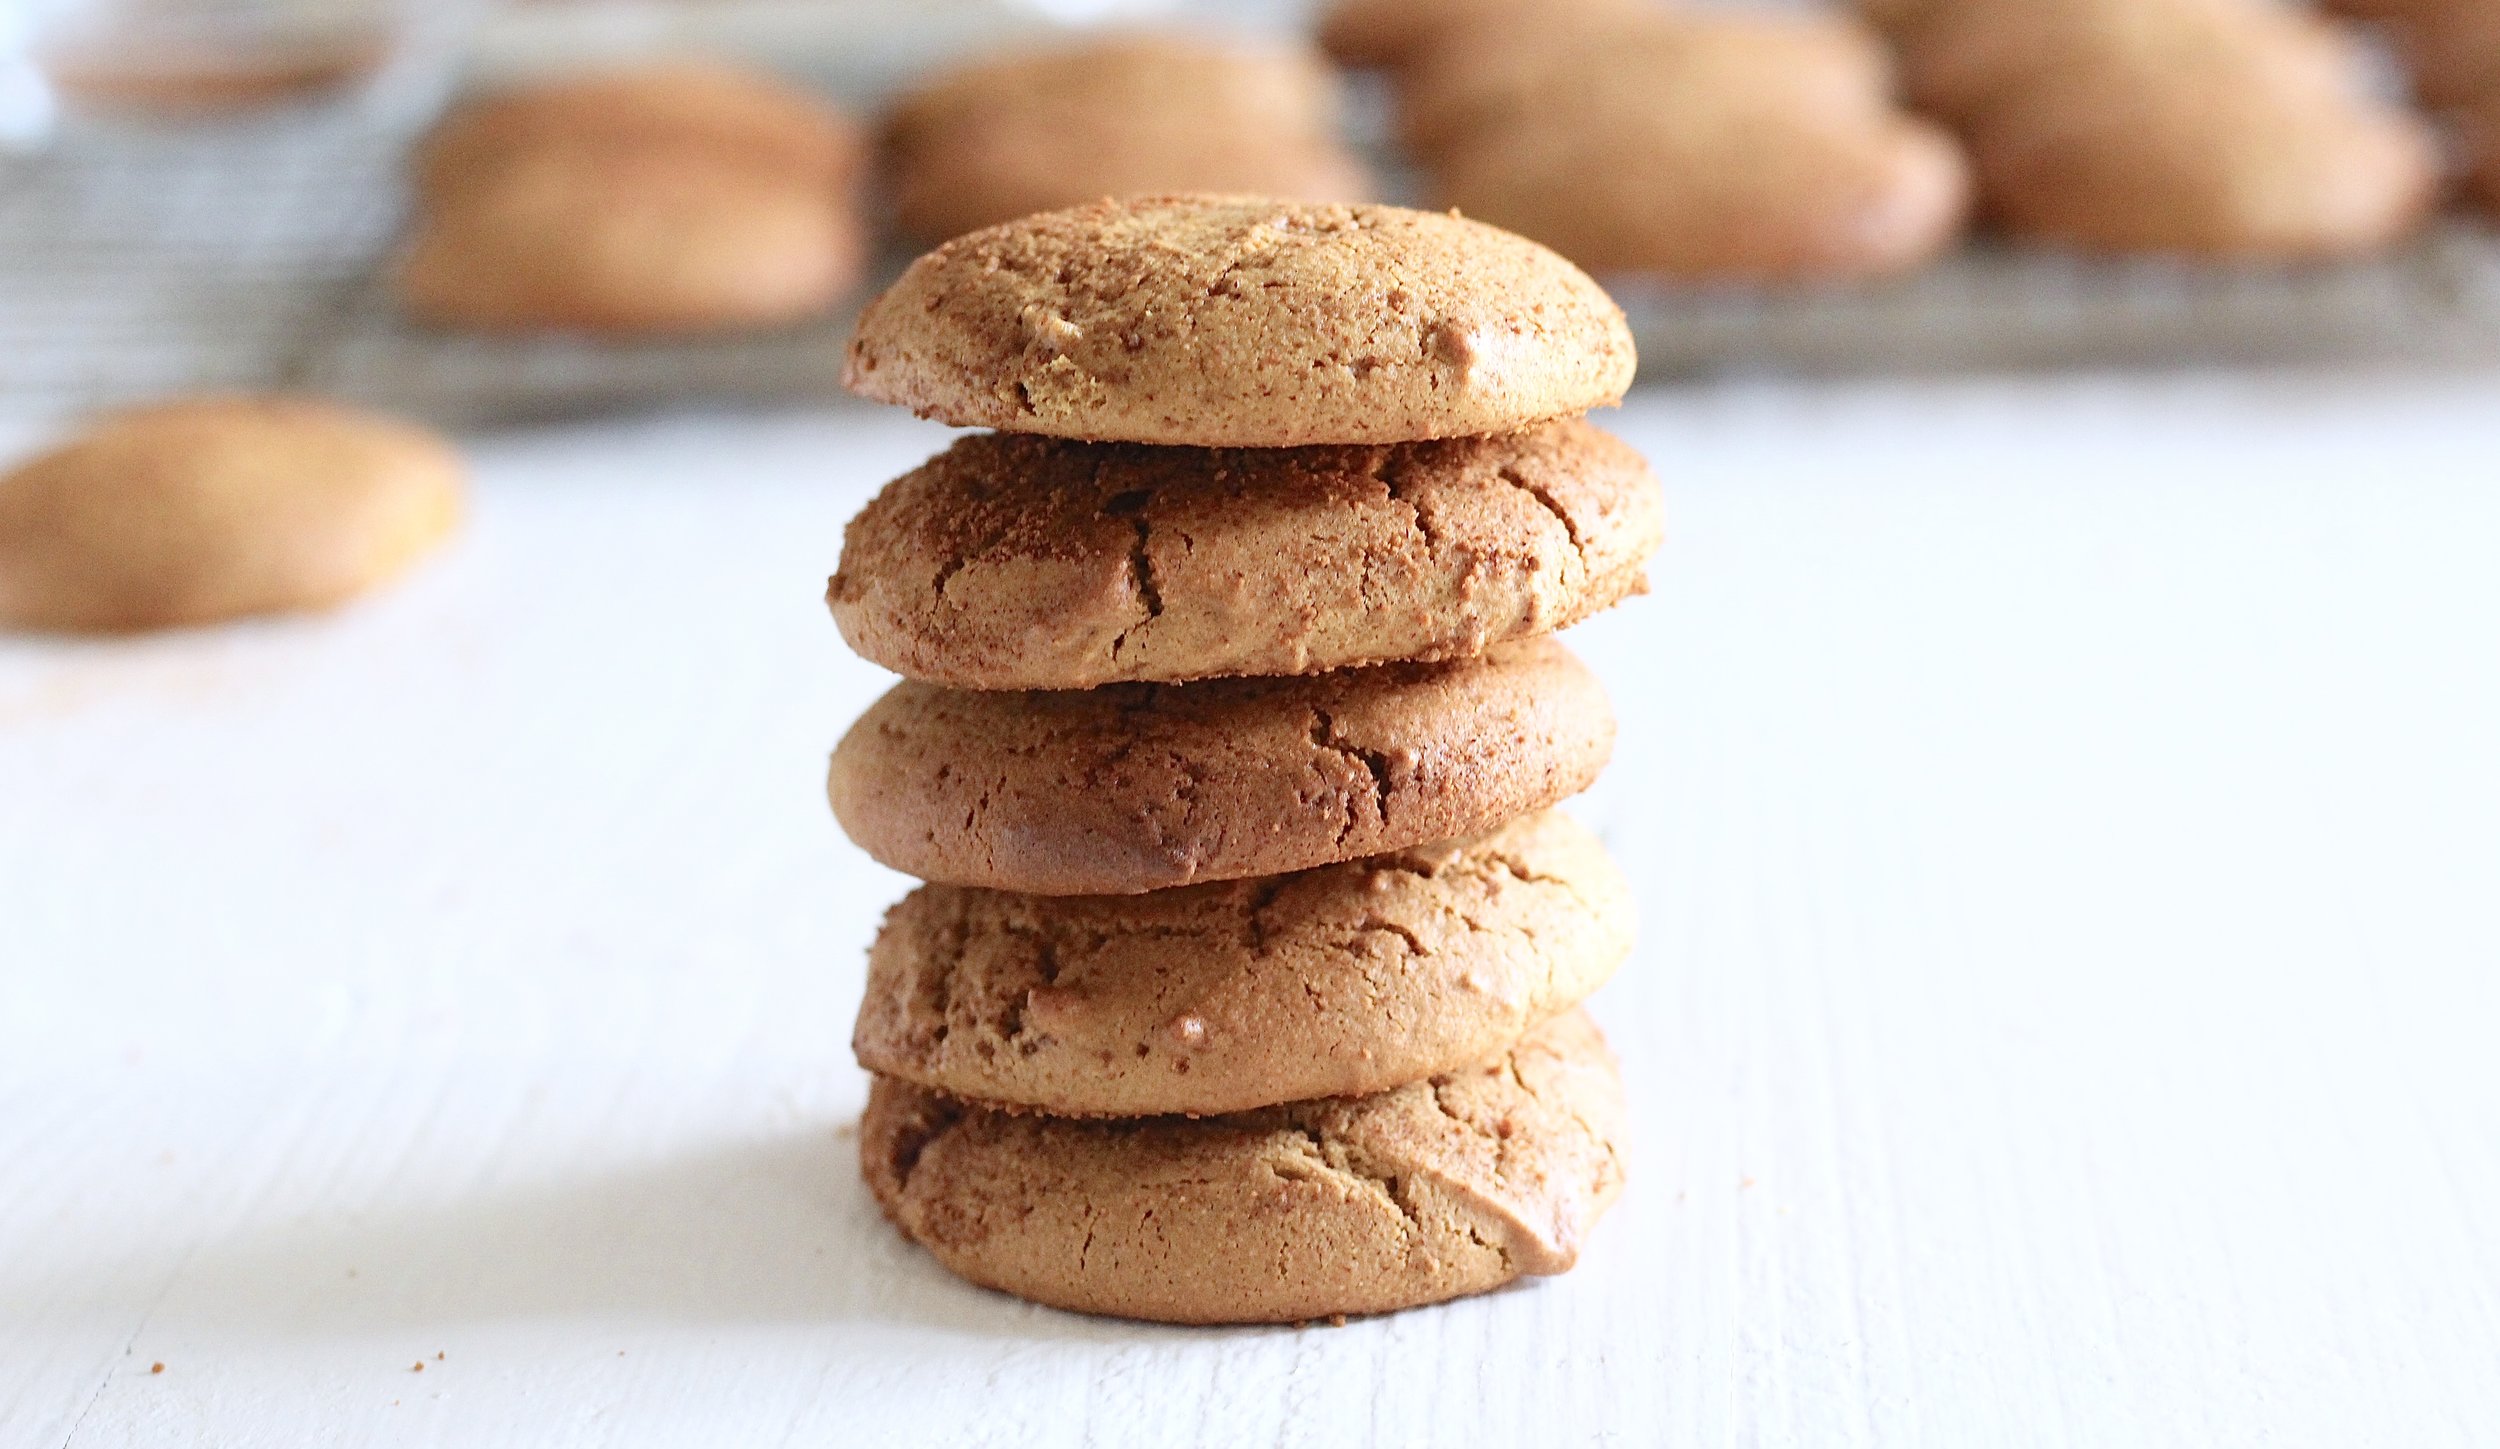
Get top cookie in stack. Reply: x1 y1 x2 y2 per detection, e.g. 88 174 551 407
832 196 1656 1323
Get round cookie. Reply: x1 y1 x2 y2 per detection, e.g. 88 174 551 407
412 61 863 199
828 418 1663 690
1967 67 2436 260
1433 89 1968 283
861 1008 1627 1324
1898 0 2367 125
854 810 1633 1116
842 196 1638 448
0 396 461 633
1396 11 1895 161
888 114 1370 247
828 636 1614 895
397 140 865 336
879 34 1367 243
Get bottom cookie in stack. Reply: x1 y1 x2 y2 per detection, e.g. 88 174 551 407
862 1011 1626 1325
851 811 1634 1323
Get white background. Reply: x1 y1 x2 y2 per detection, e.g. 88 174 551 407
5 375 2497 1447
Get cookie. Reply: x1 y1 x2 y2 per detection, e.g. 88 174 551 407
397 139 865 336
842 195 1637 448
827 418 1663 690
1898 0 2367 124
1968 66 2437 259
412 61 863 199
861 1007 1627 1324
0 397 461 633
880 34 1368 243
1396 11 1895 161
1318 0 1642 70
828 636 1613 895
854 810 1633 1116
888 114 1370 247
1434 98 1968 283
46 42 386 116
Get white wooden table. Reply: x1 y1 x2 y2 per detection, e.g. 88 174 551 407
6 376 2498 1448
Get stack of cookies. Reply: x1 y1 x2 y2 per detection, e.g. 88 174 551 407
826 195 1662 1324
878 33 1372 245
398 63 868 336
1868 0 2438 258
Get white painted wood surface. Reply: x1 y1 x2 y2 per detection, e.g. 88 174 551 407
5 377 2498 1448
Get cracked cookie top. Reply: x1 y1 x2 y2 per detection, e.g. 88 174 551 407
842 195 1636 447
828 418 1663 690
859 1007 1627 1324
854 810 1633 1116
828 636 1613 895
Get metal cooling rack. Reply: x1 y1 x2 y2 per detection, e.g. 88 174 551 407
6 102 2500 427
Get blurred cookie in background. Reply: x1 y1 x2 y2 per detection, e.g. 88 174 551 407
1968 57 2440 258
878 32 1371 245
412 61 865 199
398 62 867 337
399 139 868 336
1318 0 1644 71
1888 0 2367 123
1405 10 1969 283
0 397 462 634
1883 0 2438 259
1396 9 1895 158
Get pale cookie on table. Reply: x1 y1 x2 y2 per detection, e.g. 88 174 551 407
880 33 1369 243
0 397 461 633
411 60 864 200
828 636 1614 896
854 811 1633 1117
828 418 1663 690
842 196 1637 448
397 141 867 336
862 1008 1627 1324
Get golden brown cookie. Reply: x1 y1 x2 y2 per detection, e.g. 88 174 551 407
854 811 1633 1116
0 397 461 633
861 1008 1627 1324
412 61 864 199
1435 98 1968 283
1318 0 1644 70
397 139 866 336
1895 0 2366 124
844 196 1636 447
880 33 1370 243
828 636 1614 895
827 418 1662 690
1396 10 1896 161
1967 66 2437 259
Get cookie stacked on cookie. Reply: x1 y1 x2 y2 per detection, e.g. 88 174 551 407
826 196 1661 1324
